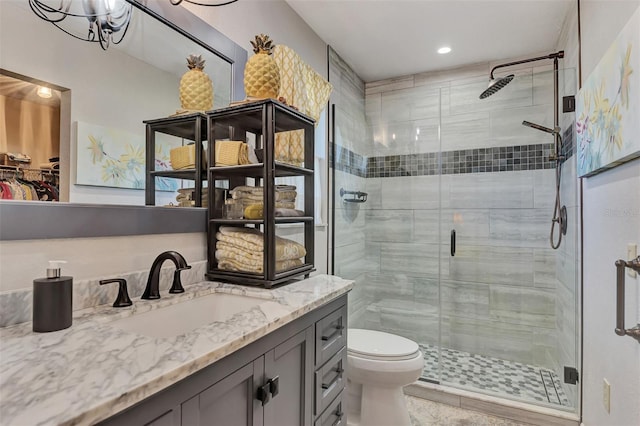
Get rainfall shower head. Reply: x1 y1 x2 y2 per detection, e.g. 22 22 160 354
479 74 514 99
479 51 564 100
522 120 560 135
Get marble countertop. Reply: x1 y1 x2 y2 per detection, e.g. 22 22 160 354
0 274 353 426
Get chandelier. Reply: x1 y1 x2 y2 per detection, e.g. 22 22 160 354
29 0 132 50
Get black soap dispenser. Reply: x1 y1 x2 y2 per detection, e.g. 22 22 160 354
33 260 73 333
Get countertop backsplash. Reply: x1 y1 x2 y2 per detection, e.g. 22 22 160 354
0 260 208 328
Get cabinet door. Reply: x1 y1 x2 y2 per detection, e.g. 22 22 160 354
181 359 263 426
263 327 314 426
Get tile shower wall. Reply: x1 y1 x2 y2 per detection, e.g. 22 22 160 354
329 47 371 324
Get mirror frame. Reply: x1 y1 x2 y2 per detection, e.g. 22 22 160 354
0 0 247 241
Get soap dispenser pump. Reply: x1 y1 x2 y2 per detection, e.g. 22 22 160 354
33 260 73 333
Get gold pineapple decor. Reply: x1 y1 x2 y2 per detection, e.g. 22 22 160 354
244 34 281 99
179 54 213 111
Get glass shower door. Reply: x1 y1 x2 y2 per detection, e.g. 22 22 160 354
438 67 579 413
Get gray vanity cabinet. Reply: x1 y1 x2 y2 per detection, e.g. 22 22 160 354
181 358 263 426
99 295 347 426
180 328 313 426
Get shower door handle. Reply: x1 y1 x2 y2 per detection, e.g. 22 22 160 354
450 229 456 256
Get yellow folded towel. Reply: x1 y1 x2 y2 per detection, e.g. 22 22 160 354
215 141 250 166
244 204 264 220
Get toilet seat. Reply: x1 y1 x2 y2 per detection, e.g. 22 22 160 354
348 329 420 361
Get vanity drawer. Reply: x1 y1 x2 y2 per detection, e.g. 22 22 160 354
314 390 345 426
315 346 347 416
315 305 347 366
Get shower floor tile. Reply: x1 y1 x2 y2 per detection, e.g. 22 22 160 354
419 344 571 407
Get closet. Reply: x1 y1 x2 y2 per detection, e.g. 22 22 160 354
0 166 59 201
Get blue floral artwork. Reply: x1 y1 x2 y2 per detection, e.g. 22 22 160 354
576 8 640 177
76 122 178 191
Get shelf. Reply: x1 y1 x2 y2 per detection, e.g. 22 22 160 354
143 113 208 140
205 264 315 288
206 99 315 288
210 162 313 178
210 217 314 225
207 99 314 136
151 169 207 180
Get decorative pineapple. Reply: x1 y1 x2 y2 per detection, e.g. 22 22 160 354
244 34 280 99
179 54 213 111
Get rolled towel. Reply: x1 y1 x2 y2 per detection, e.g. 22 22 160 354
215 141 250 166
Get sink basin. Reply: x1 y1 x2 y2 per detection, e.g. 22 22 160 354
110 293 267 338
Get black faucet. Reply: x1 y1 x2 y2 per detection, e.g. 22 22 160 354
141 251 192 299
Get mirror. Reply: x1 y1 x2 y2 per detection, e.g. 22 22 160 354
1 0 242 204
0 0 247 240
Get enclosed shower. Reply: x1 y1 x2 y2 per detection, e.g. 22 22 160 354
329 45 580 414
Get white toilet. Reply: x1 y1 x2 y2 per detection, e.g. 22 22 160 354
346 329 424 426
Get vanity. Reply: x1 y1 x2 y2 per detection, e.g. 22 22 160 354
0 275 352 425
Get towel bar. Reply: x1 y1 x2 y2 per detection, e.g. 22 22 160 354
615 256 640 343
339 188 367 203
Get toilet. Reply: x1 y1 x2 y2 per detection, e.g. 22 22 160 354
346 329 424 426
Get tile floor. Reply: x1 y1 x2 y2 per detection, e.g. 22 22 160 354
419 344 571 407
406 395 533 426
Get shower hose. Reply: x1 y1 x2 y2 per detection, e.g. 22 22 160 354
550 139 564 250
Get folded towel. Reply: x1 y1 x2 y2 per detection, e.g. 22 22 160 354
215 141 250 166
244 203 264 220
217 257 302 274
230 188 297 203
217 226 306 260
275 208 305 217
243 204 305 219
276 184 297 192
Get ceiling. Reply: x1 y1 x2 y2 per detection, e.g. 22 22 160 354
285 0 574 82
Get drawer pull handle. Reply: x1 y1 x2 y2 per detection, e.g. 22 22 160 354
332 411 344 426
257 382 271 406
321 369 343 390
321 325 345 341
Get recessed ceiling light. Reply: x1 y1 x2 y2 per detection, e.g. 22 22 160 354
438 46 452 54
37 86 52 98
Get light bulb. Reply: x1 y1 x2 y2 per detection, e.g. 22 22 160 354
37 86 52 99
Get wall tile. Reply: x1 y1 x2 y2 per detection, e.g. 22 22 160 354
365 210 414 242
448 171 534 209
534 249 558 289
489 208 551 248
379 242 447 278
445 245 535 286
489 285 556 329
365 75 414 96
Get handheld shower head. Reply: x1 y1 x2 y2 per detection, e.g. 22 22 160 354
479 74 514 99
522 120 560 135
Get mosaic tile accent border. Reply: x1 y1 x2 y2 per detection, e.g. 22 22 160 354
419 343 572 408
330 143 367 177
330 142 575 178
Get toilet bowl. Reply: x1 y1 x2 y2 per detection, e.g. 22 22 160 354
346 329 424 426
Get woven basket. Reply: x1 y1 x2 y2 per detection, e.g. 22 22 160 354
170 145 206 170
